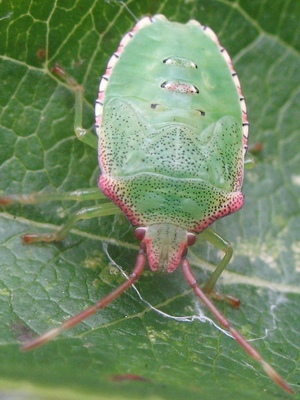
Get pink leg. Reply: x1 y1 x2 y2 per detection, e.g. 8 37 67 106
22 252 147 350
182 259 293 394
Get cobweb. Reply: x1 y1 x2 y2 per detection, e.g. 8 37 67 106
102 242 279 343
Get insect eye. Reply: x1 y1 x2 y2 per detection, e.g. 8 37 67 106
187 233 196 247
135 227 146 241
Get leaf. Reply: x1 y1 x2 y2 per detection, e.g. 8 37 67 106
0 0 299 399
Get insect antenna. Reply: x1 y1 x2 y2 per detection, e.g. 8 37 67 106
22 251 146 351
181 258 294 394
108 0 139 22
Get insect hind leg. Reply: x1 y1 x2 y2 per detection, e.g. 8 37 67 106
52 64 98 149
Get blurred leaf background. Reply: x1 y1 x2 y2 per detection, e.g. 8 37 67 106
0 0 299 399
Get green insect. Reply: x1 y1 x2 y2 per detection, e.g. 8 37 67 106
0 14 293 394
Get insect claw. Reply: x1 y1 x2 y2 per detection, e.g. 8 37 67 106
22 233 58 244
211 291 241 308
52 63 83 89
0 196 12 205
22 234 41 244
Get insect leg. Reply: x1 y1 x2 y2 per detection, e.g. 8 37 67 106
182 258 294 394
52 64 98 149
200 227 240 307
244 143 263 169
0 188 113 242
22 202 121 244
0 188 107 206
22 250 147 350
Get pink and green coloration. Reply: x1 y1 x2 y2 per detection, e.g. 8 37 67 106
0 15 293 394
96 15 246 274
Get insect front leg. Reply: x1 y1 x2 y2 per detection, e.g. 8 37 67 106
200 227 240 308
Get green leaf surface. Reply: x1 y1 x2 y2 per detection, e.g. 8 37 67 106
0 0 299 399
